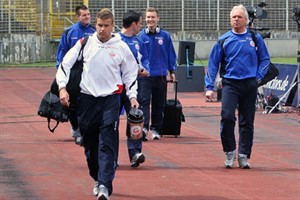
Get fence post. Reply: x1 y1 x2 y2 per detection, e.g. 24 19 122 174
217 0 219 31
8 0 11 33
181 0 184 32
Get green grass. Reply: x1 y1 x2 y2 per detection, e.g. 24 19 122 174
0 61 55 68
270 57 298 64
194 60 208 66
0 57 297 68
195 57 298 67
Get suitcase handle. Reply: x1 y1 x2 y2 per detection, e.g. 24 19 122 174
166 80 178 105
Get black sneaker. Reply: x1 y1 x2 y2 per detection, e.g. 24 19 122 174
130 153 145 168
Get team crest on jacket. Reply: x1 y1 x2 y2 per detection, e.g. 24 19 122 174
250 40 255 47
135 43 140 50
158 39 163 45
110 51 116 57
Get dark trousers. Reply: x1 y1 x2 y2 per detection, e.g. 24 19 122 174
138 76 167 132
69 97 79 130
220 78 257 159
77 93 119 196
118 89 142 162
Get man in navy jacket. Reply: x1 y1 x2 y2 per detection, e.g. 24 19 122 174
138 7 177 140
205 4 270 169
55 5 95 140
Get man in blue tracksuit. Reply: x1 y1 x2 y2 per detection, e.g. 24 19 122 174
205 4 270 169
117 10 150 167
55 5 95 141
138 7 177 140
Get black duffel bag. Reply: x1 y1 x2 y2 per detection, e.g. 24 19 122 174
37 91 70 133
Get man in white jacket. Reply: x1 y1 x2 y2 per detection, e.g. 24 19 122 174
56 8 139 200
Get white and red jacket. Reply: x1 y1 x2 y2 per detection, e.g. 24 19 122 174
56 32 139 100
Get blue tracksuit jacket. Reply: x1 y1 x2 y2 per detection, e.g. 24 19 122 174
138 28 177 77
56 22 95 68
205 29 270 91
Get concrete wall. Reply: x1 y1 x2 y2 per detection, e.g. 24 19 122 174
0 31 298 64
173 39 298 59
0 34 57 64
172 30 299 59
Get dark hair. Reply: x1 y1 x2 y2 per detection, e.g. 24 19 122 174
96 8 114 22
122 10 142 28
75 5 88 16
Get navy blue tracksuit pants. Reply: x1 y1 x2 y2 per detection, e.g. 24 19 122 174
220 78 257 159
137 76 167 132
118 89 142 162
77 93 119 196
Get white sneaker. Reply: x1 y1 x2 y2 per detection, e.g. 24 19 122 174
238 154 251 169
93 181 99 196
142 128 148 141
224 150 236 168
151 130 160 140
71 128 80 138
130 153 145 168
97 185 109 200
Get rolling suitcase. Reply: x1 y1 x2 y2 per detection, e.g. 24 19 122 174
160 80 185 137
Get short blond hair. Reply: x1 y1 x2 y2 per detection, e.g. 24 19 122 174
230 4 250 25
146 7 160 16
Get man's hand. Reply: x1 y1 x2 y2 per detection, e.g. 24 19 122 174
169 73 176 82
59 88 70 107
205 90 214 102
138 68 150 77
130 97 139 108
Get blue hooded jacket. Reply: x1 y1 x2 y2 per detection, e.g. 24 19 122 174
56 21 95 68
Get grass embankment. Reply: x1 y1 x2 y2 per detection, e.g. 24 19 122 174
0 57 297 68
195 57 298 67
0 62 55 68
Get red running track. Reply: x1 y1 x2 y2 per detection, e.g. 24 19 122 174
0 68 299 200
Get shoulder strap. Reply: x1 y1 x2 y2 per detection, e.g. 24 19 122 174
219 38 227 56
249 29 260 65
81 35 89 49
218 37 229 77
77 36 89 60
249 30 257 50
80 36 89 53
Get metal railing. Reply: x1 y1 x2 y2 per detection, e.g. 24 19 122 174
0 0 299 36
